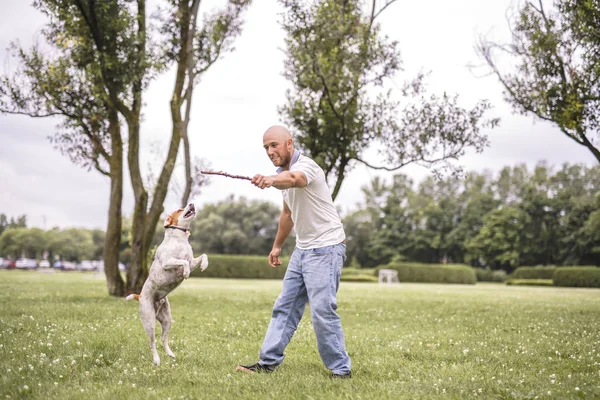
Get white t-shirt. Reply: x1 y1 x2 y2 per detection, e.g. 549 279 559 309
281 154 346 249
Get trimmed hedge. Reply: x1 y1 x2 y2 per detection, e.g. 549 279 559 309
506 279 554 287
511 266 557 280
190 254 289 279
377 262 476 285
475 268 507 282
553 267 600 288
340 268 377 283
341 274 379 283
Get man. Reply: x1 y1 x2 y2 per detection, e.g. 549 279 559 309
236 125 351 378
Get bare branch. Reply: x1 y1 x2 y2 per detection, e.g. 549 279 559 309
372 0 399 22
0 109 63 118
200 170 252 181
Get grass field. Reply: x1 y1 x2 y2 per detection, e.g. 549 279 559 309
1 271 599 399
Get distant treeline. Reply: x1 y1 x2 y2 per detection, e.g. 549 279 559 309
344 162 600 271
1 162 599 270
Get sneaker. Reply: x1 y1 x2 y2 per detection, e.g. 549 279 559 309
235 362 277 374
332 371 352 379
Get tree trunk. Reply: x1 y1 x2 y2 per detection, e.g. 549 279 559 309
103 113 125 297
580 133 600 164
125 112 149 294
180 126 193 207
141 1 196 259
331 158 348 201
126 190 149 294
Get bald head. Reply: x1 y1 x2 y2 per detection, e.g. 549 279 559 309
263 125 292 142
263 125 294 169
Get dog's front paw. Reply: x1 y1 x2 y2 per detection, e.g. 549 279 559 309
183 266 190 279
200 254 208 271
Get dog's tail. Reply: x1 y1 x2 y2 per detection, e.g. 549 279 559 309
125 294 140 301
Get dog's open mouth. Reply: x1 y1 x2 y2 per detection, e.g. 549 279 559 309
183 204 195 218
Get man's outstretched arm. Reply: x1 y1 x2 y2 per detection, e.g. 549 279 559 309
251 171 307 190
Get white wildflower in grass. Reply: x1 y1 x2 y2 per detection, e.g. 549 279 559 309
118 381 122 385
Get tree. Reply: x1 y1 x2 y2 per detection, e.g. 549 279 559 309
0 0 148 295
477 0 600 163
0 214 27 236
465 207 528 271
0 228 45 259
125 0 251 294
279 0 498 200
0 1 251 296
185 195 295 256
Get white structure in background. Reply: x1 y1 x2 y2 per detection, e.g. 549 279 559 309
378 269 399 285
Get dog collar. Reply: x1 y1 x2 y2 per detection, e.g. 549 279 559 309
165 225 190 234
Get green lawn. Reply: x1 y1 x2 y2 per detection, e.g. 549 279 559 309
1 271 599 399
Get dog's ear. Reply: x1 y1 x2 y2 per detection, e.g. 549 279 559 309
163 215 173 228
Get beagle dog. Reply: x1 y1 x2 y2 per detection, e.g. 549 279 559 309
126 203 208 365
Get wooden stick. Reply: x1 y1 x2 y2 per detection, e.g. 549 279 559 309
200 170 252 181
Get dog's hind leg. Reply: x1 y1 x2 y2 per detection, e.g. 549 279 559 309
140 298 161 365
156 297 175 359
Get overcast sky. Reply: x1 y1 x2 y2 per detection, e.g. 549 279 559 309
0 0 595 230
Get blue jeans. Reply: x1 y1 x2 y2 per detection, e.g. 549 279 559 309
258 243 351 374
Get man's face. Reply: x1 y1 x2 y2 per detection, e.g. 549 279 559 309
263 137 292 168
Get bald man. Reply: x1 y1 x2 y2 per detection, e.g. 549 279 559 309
236 125 351 378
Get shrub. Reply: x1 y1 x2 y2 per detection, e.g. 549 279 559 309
511 266 556 280
377 262 476 285
190 254 289 279
553 267 600 288
505 279 553 287
341 267 376 277
340 274 379 283
475 268 507 282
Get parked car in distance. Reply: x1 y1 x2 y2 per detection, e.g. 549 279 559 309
62 261 76 271
39 260 51 268
0 258 6 269
16 258 38 269
77 260 95 271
